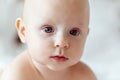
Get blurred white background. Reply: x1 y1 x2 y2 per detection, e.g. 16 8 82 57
0 0 120 80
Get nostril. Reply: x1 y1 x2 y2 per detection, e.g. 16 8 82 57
64 44 69 49
56 45 60 47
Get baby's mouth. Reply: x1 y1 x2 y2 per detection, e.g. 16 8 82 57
50 56 69 62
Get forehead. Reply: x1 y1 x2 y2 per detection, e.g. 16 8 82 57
23 0 89 26
25 0 89 7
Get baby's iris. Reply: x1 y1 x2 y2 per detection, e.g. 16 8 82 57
42 26 54 33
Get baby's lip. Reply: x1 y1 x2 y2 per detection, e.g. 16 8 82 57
50 55 69 61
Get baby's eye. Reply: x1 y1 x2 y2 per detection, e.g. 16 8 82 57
69 28 80 36
42 25 54 33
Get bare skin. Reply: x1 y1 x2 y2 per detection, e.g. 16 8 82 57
1 0 96 80
1 51 96 80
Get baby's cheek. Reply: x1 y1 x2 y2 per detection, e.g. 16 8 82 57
34 40 54 54
68 41 84 55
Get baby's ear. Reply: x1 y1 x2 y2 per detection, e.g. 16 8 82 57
15 18 26 43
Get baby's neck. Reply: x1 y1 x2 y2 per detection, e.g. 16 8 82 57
32 60 71 80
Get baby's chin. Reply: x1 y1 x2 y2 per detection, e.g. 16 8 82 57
46 62 78 71
46 64 70 71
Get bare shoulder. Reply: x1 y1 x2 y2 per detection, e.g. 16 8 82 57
71 61 97 80
0 50 36 80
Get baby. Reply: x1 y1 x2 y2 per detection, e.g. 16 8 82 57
1 0 96 80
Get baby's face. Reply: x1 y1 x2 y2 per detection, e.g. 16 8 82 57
22 0 89 71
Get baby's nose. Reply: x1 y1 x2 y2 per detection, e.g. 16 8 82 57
54 40 69 49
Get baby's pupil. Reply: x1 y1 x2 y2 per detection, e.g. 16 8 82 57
44 27 53 33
